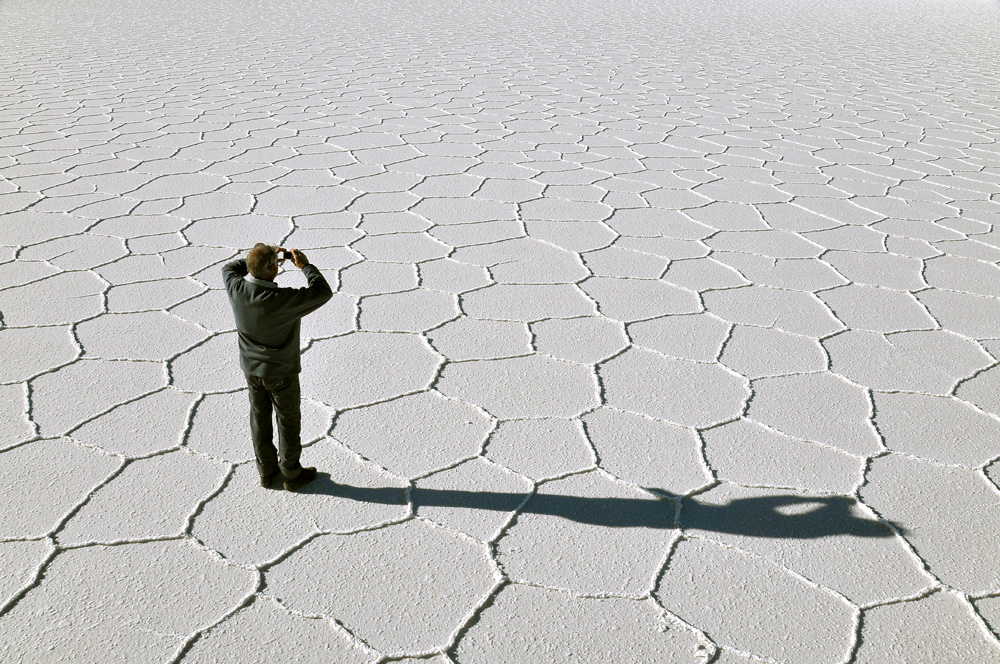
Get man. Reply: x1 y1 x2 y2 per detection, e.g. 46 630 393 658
222 243 333 491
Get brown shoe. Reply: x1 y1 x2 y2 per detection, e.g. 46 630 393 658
284 467 317 492
260 471 279 488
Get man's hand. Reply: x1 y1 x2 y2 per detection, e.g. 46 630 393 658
290 248 309 269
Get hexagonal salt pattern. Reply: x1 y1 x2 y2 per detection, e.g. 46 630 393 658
267 519 496 654
454 584 706 662
657 538 857 663
0 540 256 663
2 0 1000 660
183 597 374 663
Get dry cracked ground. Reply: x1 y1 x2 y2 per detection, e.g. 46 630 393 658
1 0 999 661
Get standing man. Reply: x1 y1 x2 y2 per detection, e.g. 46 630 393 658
223 243 333 491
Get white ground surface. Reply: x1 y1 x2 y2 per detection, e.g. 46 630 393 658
2 0 1000 661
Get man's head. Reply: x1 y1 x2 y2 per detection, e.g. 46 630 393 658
247 243 279 280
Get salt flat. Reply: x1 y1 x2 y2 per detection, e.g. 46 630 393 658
1 0 999 661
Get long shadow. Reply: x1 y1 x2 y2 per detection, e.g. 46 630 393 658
308 474 900 539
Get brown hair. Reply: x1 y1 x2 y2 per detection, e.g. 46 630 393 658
247 243 278 279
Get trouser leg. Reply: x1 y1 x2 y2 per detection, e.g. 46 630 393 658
246 375 279 477
267 374 303 480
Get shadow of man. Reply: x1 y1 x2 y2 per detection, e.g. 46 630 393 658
306 474 900 539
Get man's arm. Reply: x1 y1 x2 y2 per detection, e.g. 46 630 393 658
284 251 333 317
222 259 248 293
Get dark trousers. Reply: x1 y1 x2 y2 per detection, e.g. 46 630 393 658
246 374 303 480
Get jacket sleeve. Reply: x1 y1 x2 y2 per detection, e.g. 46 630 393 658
222 259 248 293
284 264 334 318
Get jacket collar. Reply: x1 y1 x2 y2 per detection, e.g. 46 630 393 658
244 275 277 289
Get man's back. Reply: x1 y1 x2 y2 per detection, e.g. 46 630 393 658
223 257 333 376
